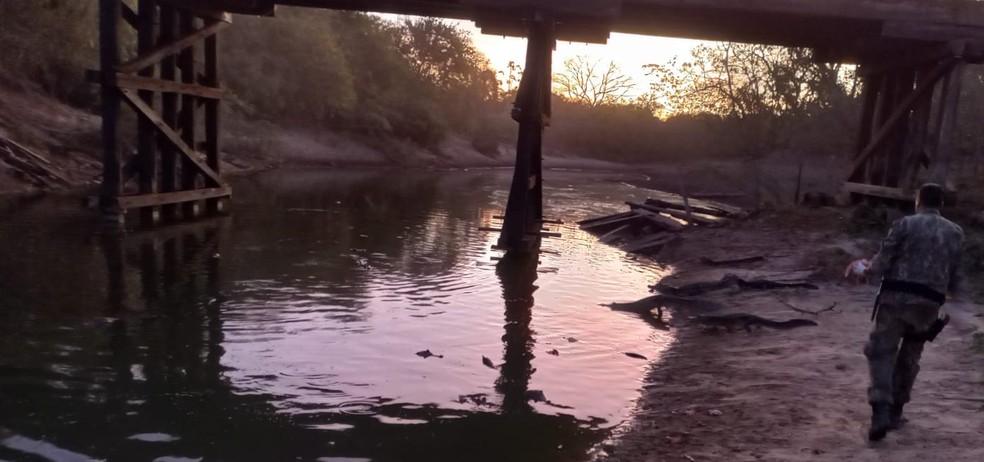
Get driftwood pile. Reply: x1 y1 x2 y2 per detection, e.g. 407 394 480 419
578 190 748 255
0 136 68 188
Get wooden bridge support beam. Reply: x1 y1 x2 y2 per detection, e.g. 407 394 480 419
97 0 231 227
498 18 555 254
845 54 965 202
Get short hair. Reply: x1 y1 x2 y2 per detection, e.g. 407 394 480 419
918 183 944 208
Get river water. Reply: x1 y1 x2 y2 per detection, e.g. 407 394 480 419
0 169 671 462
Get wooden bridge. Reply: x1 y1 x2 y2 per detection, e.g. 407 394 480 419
97 0 984 253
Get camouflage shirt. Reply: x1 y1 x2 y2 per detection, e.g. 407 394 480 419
870 209 964 305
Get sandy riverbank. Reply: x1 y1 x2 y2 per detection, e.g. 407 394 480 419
602 207 984 462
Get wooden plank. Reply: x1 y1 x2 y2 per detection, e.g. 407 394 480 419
631 207 686 231
623 233 676 254
598 224 632 243
643 197 734 219
494 215 563 224
884 69 916 187
159 5 179 220
111 73 227 99
645 190 745 216
576 211 633 226
902 70 933 189
858 41 965 76
99 0 123 209
119 88 225 186
137 0 158 223
204 31 222 209
179 11 200 218
848 58 956 180
118 19 228 74
930 61 964 186
630 201 722 226
852 73 880 178
117 186 231 210
580 212 643 231
164 0 272 16
121 1 138 28
842 182 914 201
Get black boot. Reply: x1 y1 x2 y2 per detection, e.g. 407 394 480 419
868 403 892 441
888 403 906 430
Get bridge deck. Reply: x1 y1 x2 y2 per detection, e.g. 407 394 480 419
167 0 984 60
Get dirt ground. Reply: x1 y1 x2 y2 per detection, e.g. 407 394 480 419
602 207 984 462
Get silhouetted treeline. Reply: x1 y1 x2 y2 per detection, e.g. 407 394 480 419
4 1 984 166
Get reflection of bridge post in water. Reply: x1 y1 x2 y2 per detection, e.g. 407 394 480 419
99 219 228 388
494 251 540 413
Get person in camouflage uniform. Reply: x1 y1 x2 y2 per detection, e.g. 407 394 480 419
857 183 964 441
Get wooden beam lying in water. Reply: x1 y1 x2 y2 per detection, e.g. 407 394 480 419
117 186 231 210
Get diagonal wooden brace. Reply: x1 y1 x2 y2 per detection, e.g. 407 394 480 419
118 19 228 74
848 58 957 179
120 88 226 187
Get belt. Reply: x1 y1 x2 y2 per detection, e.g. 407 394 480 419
879 279 946 305
872 279 946 322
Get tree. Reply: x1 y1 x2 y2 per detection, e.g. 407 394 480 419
553 56 635 107
644 43 857 154
645 43 847 118
393 17 499 101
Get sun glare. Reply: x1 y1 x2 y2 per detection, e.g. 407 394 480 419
377 14 705 99
467 25 704 98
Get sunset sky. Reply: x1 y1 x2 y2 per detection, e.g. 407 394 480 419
379 14 706 99
463 23 702 90
461 21 704 98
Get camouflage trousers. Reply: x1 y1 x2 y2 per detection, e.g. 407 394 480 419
864 301 940 404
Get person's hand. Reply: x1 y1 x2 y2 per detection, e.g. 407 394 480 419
844 259 871 284
844 259 871 277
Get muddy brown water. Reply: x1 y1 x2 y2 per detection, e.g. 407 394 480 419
0 169 672 462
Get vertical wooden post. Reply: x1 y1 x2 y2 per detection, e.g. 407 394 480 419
179 11 200 219
99 0 123 223
854 73 881 168
868 73 898 186
884 70 915 187
902 67 934 189
137 0 160 226
204 26 223 215
931 61 965 188
159 5 178 221
498 17 554 253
